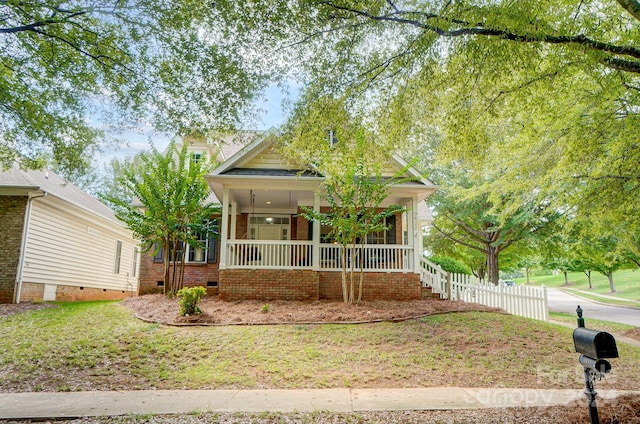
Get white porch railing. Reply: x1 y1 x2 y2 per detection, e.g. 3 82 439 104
226 240 313 269
319 243 413 272
225 240 414 272
419 257 449 298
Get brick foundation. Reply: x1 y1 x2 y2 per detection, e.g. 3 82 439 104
0 196 27 303
219 269 319 301
218 269 421 301
319 271 421 301
19 282 135 302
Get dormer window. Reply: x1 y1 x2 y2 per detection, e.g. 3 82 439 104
327 129 338 147
191 152 204 164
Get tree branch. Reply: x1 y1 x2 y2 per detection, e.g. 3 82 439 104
432 223 486 253
320 1 640 73
616 0 640 22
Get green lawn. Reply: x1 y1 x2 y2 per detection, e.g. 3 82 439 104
520 269 640 304
1 300 639 393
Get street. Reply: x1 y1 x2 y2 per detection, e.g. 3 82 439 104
546 288 640 327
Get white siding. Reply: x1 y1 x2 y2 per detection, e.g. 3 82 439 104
243 146 293 169
21 197 139 292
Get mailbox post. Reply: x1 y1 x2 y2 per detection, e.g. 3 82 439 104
573 305 619 424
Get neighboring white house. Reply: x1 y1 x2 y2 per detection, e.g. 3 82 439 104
0 163 139 303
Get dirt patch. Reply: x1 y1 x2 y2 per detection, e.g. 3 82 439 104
121 294 502 325
0 302 57 317
623 327 640 341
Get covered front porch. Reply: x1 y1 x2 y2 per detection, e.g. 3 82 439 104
209 183 428 301
206 134 436 301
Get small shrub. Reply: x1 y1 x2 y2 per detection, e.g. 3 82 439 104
428 255 472 274
261 304 270 314
176 286 207 316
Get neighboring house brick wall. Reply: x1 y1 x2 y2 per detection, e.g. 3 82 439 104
18 282 44 302
0 196 27 303
19 282 133 302
219 269 319 301
319 271 421 301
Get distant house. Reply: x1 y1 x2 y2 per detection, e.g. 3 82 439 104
139 130 436 301
0 163 139 303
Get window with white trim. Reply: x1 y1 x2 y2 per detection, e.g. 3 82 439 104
114 240 123 274
153 220 218 264
187 231 207 263
131 247 139 277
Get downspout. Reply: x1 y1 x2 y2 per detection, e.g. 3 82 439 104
14 191 46 303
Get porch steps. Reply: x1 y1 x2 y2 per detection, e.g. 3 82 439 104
421 286 441 300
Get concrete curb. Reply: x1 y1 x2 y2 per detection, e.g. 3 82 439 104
1 388 638 420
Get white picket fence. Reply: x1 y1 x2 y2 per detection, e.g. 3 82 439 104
420 258 549 321
450 277 549 321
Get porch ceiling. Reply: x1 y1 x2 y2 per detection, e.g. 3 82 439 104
230 187 316 212
206 175 437 213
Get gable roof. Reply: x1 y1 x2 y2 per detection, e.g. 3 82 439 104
210 129 435 188
0 163 121 225
210 127 289 176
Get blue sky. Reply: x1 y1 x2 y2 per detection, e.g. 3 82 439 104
100 83 299 162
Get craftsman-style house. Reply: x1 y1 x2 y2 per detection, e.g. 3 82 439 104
138 131 436 301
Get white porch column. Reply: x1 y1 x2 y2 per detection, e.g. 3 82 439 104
230 201 237 240
312 192 321 270
408 196 421 273
219 187 230 269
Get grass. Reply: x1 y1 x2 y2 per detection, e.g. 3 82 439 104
549 312 637 334
1 301 639 393
519 269 640 305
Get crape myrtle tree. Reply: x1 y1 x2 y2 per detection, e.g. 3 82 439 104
281 96 409 303
1 1 266 181
107 141 219 296
211 0 640 235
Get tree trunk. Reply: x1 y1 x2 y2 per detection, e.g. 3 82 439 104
341 246 349 303
607 270 616 293
177 247 187 292
563 271 569 286
170 239 180 296
162 238 171 296
525 267 531 284
487 245 500 285
584 270 592 289
357 241 365 303
348 240 357 304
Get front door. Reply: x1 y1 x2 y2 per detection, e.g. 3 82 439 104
257 224 286 240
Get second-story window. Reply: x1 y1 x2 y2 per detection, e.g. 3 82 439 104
191 152 204 164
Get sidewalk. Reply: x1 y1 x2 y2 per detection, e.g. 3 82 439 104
1 388 638 420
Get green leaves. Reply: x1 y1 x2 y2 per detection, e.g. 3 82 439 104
105 140 219 295
1 1 265 177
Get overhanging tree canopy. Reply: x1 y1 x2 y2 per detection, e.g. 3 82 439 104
212 0 640 227
1 1 266 179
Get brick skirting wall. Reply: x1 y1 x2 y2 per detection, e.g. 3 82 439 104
218 269 421 301
219 269 319 301
319 271 421 301
0 196 27 303
19 282 135 302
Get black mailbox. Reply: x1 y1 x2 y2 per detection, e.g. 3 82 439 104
573 327 619 359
